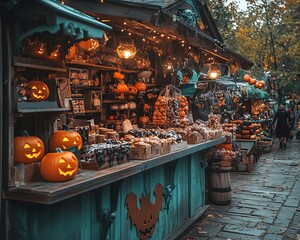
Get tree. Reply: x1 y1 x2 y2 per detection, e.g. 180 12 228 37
207 0 300 95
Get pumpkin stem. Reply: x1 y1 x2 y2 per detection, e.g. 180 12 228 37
20 130 30 137
55 148 63 153
62 124 70 131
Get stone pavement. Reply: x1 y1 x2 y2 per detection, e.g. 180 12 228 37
178 138 300 240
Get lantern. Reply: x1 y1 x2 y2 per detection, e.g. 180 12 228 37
40 148 78 182
207 63 221 80
14 130 45 164
49 125 83 152
116 37 137 59
27 80 50 101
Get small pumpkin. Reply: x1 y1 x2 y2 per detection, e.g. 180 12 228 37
40 148 78 182
49 125 83 152
14 130 45 164
139 115 149 125
113 71 125 80
242 130 250 135
127 85 138 95
249 78 257 85
259 80 265 87
134 82 147 91
243 74 251 82
27 80 50 101
254 81 262 89
117 83 129 93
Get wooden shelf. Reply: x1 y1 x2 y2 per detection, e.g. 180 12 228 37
66 61 138 74
17 101 69 113
84 109 102 114
3 137 225 204
103 99 128 104
14 56 66 72
70 85 102 90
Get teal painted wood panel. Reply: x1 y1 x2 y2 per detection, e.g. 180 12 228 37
11 153 207 240
189 151 206 215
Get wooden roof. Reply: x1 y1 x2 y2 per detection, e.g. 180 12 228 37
65 0 253 69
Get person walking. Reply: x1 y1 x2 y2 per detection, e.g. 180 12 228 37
273 104 291 148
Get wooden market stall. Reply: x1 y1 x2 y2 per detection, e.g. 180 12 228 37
0 0 254 239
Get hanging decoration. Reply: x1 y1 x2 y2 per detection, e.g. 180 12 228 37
116 37 137 59
207 63 221 80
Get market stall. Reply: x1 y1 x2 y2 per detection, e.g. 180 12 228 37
1 0 254 239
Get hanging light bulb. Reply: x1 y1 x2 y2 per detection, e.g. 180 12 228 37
207 63 221 80
116 37 137 59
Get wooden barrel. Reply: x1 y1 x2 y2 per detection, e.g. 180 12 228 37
209 168 231 205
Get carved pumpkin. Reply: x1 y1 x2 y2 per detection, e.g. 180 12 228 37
113 71 125 80
128 86 138 95
126 183 163 240
14 130 45 164
49 125 82 152
40 148 78 182
134 82 147 91
27 80 50 101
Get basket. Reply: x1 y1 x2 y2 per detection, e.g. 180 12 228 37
258 141 272 153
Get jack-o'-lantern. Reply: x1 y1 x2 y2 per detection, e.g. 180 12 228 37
134 82 147 91
40 148 78 182
14 130 45 164
49 125 82 152
126 183 163 240
27 80 50 101
128 86 138 95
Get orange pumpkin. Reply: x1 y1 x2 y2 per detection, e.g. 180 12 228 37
27 80 50 101
242 130 250 135
254 81 262 88
117 83 129 93
49 125 83 152
134 82 147 91
249 78 256 85
40 148 78 182
139 115 149 125
127 85 138 95
243 74 251 82
113 72 125 80
259 80 265 87
216 143 233 151
14 131 45 164
65 45 76 61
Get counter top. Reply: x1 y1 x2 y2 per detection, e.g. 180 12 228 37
4 137 225 205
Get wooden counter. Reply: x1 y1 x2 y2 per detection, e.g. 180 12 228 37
5 137 224 240
4 137 225 205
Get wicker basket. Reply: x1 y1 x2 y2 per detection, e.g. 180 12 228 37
258 141 272 153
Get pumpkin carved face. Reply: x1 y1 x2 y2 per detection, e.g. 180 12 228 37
28 80 50 101
49 125 82 152
126 183 163 240
134 82 147 91
40 148 78 182
14 131 45 164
